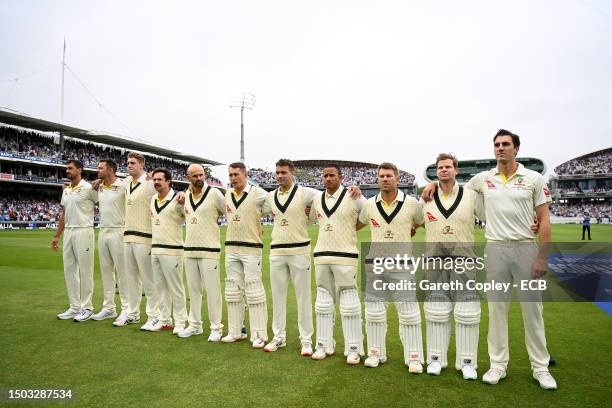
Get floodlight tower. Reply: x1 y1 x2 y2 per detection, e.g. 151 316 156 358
229 93 256 163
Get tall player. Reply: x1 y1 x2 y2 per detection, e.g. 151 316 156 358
310 164 367 365
91 159 129 322
149 168 187 333
261 159 318 355
52 159 98 322
422 129 557 390
222 162 269 348
358 162 425 372
116 152 159 329
415 153 483 380
179 164 226 340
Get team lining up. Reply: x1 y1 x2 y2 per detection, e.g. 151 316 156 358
52 131 558 389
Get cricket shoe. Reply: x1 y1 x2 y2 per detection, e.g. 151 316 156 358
252 338 266 349
140 319 157 331
208 330 222 342
172 325 185 335
346 345 360 365
427 361 442 376
533 369 557 390
148 320 164 332
221 333 248 343
264 337 286 352
74 309 94 322
462 365 478 380
482 368 506 385
364 348 382 368
300 341 313 356
312 342 329 361
92 309 117 321
57 309 79 320
178 326 203 338
408 361 423 374
113 313 139 327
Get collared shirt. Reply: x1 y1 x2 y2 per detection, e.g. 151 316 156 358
376 189 405 213
466 163 551 241
61 179 97 227
98 177 125 228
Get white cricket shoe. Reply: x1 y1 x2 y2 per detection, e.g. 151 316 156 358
427 361 442 376
408 361 423 374
172 325 186 335
264 337 286 352
252 338 266 349
74 309 94 322
312 343 327 360
113 313 139 327
148 320 164 332
178 326 203 338
57 309 79 320
140 319 156 331
364 348 381 368
462 365 478 380
533 369 557 390
300 342 313 356
92 309 117 321
208 330 222 342
482 367 506 385
346 345 360 365
221 333 247 343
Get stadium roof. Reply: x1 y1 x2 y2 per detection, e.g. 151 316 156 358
0 107 222 165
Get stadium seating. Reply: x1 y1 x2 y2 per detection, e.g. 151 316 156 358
549 201 611 220
248 164 415 187
554 150 612 175
0 126 221 184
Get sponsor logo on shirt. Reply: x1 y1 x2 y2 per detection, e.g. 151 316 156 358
486 180 496 189
370 218 380 227
226 205 232 213
426 212 437 222
543 186 551 197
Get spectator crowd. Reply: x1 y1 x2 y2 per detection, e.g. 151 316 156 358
554 151 612 175
0 126 220 184
0 197 62 222
248 165 415 187
549 201 611 220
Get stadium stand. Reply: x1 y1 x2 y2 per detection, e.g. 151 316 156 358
0 109 224 228
248 159 417 197
0 126 222 185
549 201 611 220
549 147 611 224
554 148 612 175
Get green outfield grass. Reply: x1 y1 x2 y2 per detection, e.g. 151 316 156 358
0 224 611 408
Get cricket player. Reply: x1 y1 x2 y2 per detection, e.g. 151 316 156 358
52 159 98 322
179 164 225 341
415 153 483 380
149 168 187 333
91 159 130 322
117 152 159 329
310 164 367 365
422 129 557 390
221 162 269 348
358 162 425 372
261 159 318 355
